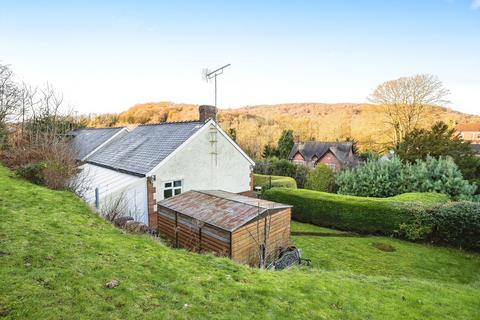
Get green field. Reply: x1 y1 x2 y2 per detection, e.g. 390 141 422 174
1 166 479 319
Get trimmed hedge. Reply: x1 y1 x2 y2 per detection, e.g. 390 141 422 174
263 188 448 234
253 174 297 191
400 201 480 251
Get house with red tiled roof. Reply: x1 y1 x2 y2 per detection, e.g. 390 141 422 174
456 123 480 143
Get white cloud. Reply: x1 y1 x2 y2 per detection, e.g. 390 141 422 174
472 0 480 10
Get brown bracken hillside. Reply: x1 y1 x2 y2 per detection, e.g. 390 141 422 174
85 102 480 159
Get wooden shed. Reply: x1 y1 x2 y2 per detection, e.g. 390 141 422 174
156 190 292 266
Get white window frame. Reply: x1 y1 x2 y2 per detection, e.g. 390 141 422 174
163 179 183 199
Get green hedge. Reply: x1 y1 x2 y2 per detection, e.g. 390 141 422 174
253 174 297 191
400 201 480 251
263 188 448 234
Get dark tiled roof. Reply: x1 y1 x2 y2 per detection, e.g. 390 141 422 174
69 127 126 161
157 190 291 232
86 121 205 176
288 141 353 163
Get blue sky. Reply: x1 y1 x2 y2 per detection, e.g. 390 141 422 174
1 0 479 114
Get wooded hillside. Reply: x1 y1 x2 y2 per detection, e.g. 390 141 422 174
85 102 480 158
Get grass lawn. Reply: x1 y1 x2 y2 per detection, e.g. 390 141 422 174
1 166 479 319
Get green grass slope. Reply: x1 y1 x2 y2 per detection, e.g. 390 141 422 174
0 166 479 319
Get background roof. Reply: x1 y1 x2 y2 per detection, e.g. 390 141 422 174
456 123 480 131
157 190 291 232
86 121 205 176
288 141 353 163
69 127 126 160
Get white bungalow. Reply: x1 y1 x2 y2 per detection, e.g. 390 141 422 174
71 105 255 227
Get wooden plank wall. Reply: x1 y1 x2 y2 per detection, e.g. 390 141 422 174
231 208 291 266
157 207 231 257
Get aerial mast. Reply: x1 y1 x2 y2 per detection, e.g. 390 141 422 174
203 64 231 107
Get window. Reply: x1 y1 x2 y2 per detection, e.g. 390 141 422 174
163 180 182 199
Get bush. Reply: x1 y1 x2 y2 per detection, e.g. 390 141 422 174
253 174 297 192
400 201 480 251
271 159 296 177
336 156 407 197
0 122 8 150
4 133 79 190
263 188 448 234
336 156 476 200
254 158 309 188
304 164 334 192
16 162 47 185
293 164 309 188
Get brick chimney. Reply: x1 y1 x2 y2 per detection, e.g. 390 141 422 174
294 135 301 143
199 105 217 122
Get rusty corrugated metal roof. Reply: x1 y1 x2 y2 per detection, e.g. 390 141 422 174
157 190 291 232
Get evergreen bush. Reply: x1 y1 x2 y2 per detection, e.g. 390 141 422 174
336 156 476 200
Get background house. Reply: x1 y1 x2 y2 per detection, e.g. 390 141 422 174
72 106 255 227
288 141 357 171
455 122 480 157
455 122 480 143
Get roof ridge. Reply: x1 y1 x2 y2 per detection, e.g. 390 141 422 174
75 126 126 130
138 120 206 127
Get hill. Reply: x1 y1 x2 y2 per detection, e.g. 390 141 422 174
86 101 480 159
1 165 479 319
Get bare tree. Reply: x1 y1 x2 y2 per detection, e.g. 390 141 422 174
101 192 129 222
369 74 450 145
0 64 21 123
245 204 290 269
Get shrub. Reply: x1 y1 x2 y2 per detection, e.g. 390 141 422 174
0 122 8 150
293 164 309 188
336 156 407 197
400 201 480 251
271 159 296 177
16 162 47 185
336 156 476 200
4 133 79 190
430 202 480 250
263 188 448 234
254 157 310 188
253 157 278 175
253 174 297 192
304 164 334 192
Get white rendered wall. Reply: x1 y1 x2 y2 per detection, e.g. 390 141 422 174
77 164 148 224
152 124 252 202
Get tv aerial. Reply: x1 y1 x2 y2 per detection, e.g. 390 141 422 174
202 64 231 107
